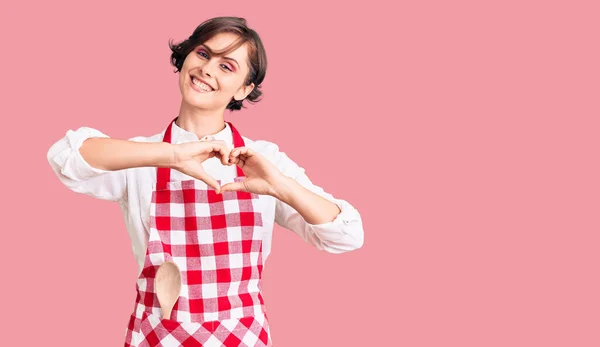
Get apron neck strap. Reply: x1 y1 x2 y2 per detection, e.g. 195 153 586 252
157 117 245 190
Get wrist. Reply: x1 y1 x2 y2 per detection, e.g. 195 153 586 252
271 175 296 201
162 142 179 169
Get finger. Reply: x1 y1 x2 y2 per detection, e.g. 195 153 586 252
203 141 231 165
228 152 246 167
220 181 247 193
233 148 255 166
195 171 221 193
198 140 226 152
230 147 246 157
237 147 255 157
229 147 252 160
228 148 239 165
229 149 238 163
214 142 232 166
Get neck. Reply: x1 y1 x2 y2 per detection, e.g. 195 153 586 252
175 100 227 139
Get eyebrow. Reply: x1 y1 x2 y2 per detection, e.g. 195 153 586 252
199 44 240 69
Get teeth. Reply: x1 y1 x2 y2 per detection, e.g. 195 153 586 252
192 77 213 91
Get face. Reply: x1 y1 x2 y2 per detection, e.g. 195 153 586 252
178 32 255 111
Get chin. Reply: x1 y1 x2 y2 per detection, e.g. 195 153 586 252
184 98 209 109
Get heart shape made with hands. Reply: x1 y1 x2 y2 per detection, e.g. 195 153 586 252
196 135 246 193
193 136 276 196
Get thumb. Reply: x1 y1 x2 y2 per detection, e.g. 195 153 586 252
195 171 221 194
220 180 247 193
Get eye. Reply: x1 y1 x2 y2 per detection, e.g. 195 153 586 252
221 64 232 72
197 50 209 59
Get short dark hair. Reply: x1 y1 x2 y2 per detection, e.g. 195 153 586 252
168 17 267 111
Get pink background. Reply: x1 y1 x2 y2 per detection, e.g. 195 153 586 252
1 0 599 346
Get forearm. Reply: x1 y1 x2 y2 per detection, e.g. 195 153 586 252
272 176 341 225
79 137 175 171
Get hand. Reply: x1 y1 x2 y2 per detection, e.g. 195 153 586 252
171 137 230 193
221 147 285 196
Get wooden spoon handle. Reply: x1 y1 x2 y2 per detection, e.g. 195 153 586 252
155 261 182 320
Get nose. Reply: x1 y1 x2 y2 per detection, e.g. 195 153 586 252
201 65 212 77
201 60 219 77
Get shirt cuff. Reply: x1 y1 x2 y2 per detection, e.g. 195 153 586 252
51 127 112 182
305 198 365 251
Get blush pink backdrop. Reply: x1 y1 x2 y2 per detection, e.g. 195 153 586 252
1 0 599 346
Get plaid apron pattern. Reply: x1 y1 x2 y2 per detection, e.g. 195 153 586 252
138 310 270 347
124 118 272 346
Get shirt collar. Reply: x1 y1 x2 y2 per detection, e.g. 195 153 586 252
167 120 233 145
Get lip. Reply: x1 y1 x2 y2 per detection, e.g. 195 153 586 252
190 74 215 92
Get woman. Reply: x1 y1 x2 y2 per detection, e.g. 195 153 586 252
47 17 364 347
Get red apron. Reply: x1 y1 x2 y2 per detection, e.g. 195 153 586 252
124 118 272 346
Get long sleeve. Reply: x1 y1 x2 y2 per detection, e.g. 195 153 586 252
46 126 127 202
260 141 364 253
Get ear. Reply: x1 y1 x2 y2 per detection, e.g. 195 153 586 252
234 82 255 101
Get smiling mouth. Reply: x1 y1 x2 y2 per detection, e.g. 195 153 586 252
190 75 215 93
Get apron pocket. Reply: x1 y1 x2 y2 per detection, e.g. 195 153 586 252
138 311 208 346
217 313 272 346
138 311 272 346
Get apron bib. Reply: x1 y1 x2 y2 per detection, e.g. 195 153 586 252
124 118 272 346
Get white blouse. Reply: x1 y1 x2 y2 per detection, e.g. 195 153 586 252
46 121 364 274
